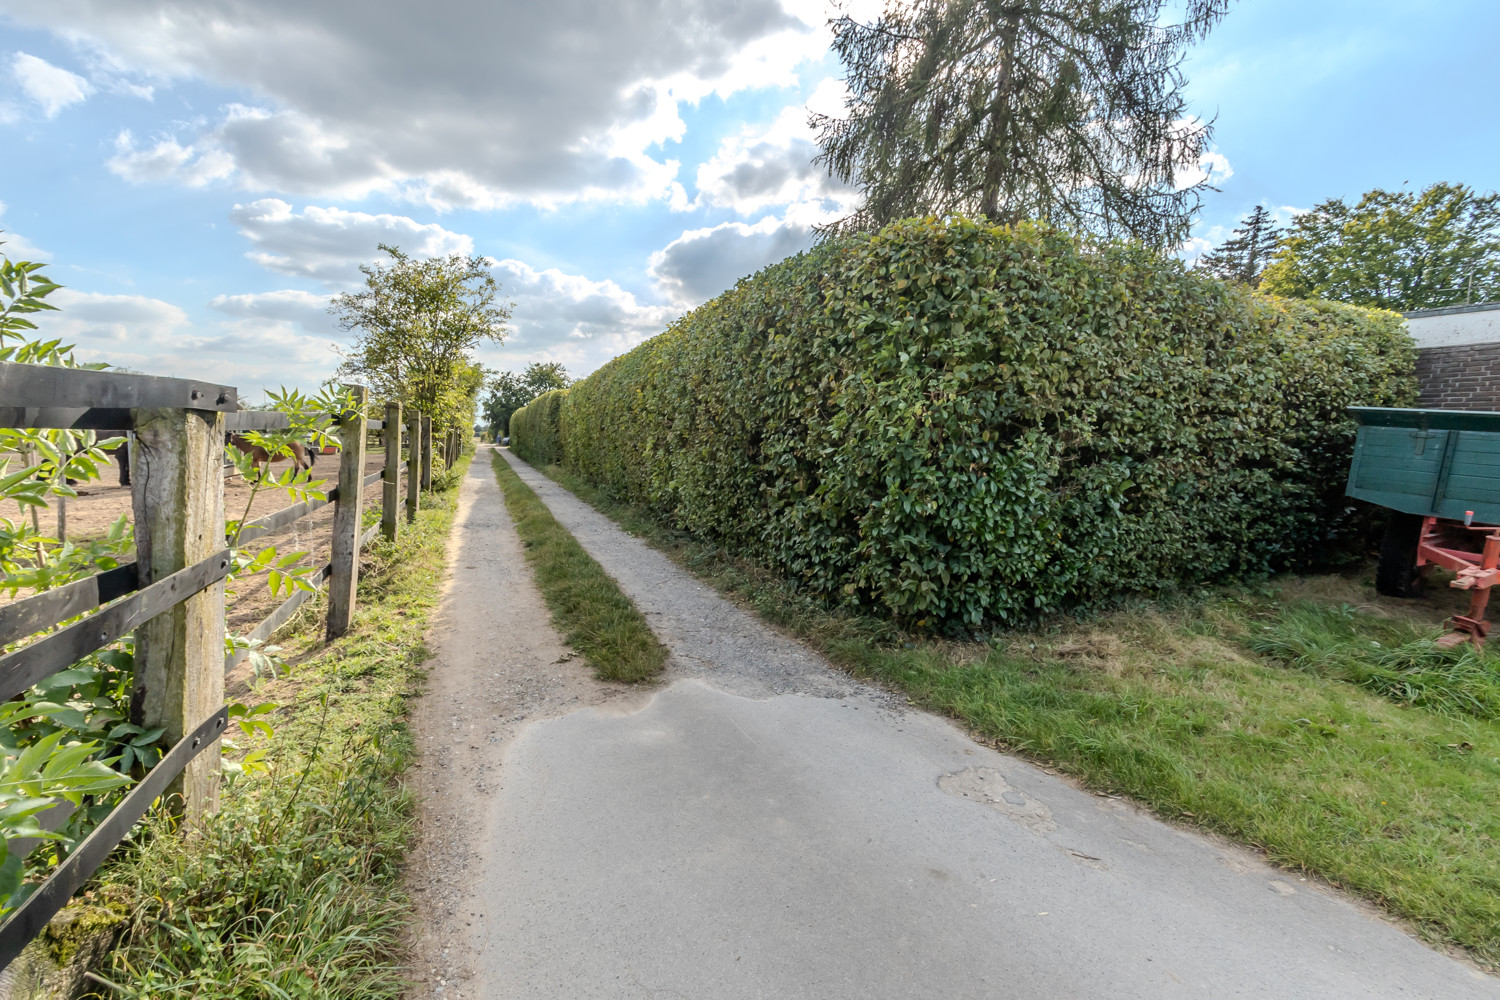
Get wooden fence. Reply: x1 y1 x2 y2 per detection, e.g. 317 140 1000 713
0 361 444 970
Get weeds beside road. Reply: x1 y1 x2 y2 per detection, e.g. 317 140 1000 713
77 454 474 998
541 461 1500 972
492 450 665 684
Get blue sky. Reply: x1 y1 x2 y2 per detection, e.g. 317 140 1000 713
0 0 1496 399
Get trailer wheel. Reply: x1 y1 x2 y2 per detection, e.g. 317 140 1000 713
1376 512 1425 598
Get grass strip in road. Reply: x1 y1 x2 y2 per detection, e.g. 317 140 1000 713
492 451 665 683
76 453 475 998
539 460 1500 971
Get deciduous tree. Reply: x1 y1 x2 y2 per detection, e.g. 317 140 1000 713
330 244 510 427
812 0 1231 247
483 361 572 437
1261 182 1500 311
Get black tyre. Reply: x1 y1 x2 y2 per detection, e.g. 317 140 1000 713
1376 512 1425 598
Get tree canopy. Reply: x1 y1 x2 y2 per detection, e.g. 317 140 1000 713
483 361 572 436
330 244 510 427
1196 205 1281 287
812 0 1230 247
1261 182 1500 312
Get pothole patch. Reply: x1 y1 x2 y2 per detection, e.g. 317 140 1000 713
938 766 1057 834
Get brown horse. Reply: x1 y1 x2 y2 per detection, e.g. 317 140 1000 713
228 435 318 478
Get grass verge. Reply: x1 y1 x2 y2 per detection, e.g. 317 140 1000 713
491 451 665 683
540 461 1500 971
77 452 474 998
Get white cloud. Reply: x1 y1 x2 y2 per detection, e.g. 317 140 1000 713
37 289 190 359
0 202 51 260
11 52 92 117
3 0 826 207
649 214 817 308
689 79 858 218
208 289 337 331
33 288 340 390
483 259 679 375
107 130 235 187
228 200 473 285
0 230 49 260
1270 203 1307 225
1174 148 1234 191
194 259 684 382
1178 234 1216 264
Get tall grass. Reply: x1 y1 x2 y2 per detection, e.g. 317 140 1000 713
81 454 473 997
1247 603 1500 719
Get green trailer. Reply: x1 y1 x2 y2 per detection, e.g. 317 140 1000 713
1346 406 1500 643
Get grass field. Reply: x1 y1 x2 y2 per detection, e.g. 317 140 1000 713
492 451 665 683
541 461 1500 971
78 453 475 998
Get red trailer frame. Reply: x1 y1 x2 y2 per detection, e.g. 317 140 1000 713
1416 514 1500 646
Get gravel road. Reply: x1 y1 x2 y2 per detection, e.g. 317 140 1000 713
405 446 1499 999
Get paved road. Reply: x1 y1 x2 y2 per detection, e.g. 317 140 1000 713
445 448 1499 998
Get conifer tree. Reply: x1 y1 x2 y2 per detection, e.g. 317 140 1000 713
812 0 1232 248
1197 205 1282 286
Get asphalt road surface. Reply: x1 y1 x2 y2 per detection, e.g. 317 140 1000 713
407 447 1500 999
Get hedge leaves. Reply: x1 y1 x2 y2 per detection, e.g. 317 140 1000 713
511 217 1416 629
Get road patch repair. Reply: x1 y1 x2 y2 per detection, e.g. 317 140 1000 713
406 445 1498 998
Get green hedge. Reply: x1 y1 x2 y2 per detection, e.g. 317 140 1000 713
509 388 567 466
517 217 1417 628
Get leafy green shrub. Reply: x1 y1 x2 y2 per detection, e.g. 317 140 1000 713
509 388 567 466
539 217 1417 629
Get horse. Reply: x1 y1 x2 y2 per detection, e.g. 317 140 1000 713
227 435 319 479
52 432 131 487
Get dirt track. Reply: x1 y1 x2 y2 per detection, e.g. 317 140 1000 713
402 447 648 998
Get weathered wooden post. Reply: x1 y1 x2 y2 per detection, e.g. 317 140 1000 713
131 406 226 819
327 384 368 639
420 413 433 491
382 401 401 543
406 408 420 522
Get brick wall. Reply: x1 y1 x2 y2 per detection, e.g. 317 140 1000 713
1415 342 1500 410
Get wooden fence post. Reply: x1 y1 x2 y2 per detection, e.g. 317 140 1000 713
327 385 368 639
420 413 433 491
130 406 226 820
382 401 401 543
406 408 420 522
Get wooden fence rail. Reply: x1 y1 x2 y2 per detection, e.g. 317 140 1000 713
0 362 439 971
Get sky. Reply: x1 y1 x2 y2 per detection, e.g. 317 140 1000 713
0 0 1496 401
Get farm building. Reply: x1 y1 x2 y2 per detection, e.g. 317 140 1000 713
1408 302 1500 410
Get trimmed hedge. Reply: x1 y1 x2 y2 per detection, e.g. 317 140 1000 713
509 388 567 466
513 217 1417 629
